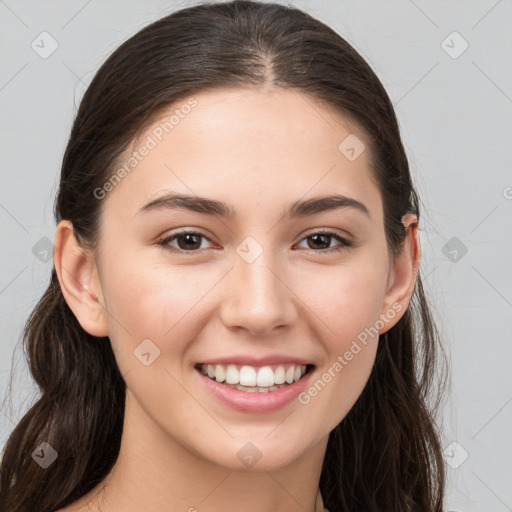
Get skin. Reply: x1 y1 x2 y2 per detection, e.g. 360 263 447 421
54 86 420 512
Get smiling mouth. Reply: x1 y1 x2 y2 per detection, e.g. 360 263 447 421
195 363 315 393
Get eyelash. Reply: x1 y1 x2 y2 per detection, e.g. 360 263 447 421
157 229 354 255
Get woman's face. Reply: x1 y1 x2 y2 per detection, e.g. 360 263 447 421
71 87 415 471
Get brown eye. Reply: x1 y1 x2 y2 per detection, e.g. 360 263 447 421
158 231 214 253
175 233 202 250
306 233 333 250
296 230 353 254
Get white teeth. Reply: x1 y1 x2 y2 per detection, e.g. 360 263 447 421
239 365 257 386
231 383 283 392
225 364 239 384
256 366 274 387
274 365 285 384
236 384 257 392
201 362 309 391
214 364 226 383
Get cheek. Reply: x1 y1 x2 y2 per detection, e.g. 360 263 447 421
292 254 387 424
296 254 389 344
101 253 214 364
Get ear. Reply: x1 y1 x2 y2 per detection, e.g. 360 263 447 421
378 212 420 334
53 220 109 337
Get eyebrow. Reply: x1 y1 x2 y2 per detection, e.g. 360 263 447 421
137 192 370 219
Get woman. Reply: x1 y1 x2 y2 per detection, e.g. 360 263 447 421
0 1 447 511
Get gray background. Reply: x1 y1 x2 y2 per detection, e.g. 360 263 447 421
1 1 511 510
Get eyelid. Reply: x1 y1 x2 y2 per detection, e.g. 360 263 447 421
299 226 352 241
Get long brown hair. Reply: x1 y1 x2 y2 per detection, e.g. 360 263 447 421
0 1 448 510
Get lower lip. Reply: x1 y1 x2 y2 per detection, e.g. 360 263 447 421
195 367 314 413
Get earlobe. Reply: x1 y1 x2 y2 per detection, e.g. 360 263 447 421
379 213 421 333
53 220 109 337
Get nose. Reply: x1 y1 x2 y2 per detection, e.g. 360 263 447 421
220 246 298 336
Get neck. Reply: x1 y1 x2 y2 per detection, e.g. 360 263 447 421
84 390 329 512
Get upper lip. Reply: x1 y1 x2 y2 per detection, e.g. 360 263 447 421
197 355 315 367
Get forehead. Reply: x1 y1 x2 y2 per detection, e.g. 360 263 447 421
101 86 382 222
